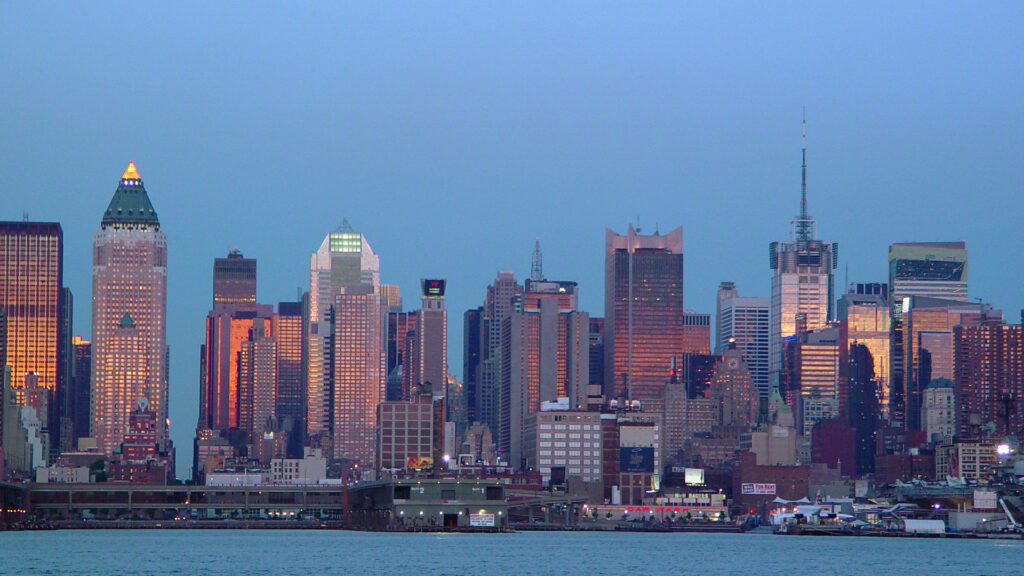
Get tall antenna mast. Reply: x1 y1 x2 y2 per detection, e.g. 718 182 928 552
794 109 814 242
531 238 543 281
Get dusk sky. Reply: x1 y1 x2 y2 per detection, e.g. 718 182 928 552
3 3 1022 477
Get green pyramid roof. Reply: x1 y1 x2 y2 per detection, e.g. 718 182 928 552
119 313 135 328
101 162 160 229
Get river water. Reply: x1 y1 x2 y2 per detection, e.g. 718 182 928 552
1 529 1020 575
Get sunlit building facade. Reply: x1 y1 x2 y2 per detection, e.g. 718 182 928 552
330 287 384 462
306 225 381 442
900 296 988 432
498 280 589 468
769 124 837 382
888 241 968 427
837 289 890 418
0 222 63 398
604 225 684 400
953 319 1023 438
682 311 711 355
91 163 168 454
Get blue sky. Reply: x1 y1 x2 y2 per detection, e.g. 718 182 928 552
2 3 1022 477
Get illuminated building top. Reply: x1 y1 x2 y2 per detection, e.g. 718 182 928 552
102 161 160 229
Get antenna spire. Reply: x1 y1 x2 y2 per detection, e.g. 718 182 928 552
801 108 808 222
531 238 544 281
793 109 815 242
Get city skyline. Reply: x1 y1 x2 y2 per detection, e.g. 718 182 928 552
3 4 1022 478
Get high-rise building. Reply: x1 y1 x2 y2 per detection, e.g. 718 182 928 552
588 318 605 406
412 279 447 398
238 316 276 442
715 282 738 352
387 309 417 402
474 271 523 440
888 242 968 427
306 223 384 462
498 280 589 468
91 163 168 455
837 288 890 418
0 222 63 400
201 304 273 432
71 337 91 444
780 327 840 436
900 296 988 432
954 318 1022 438
604 225 684 400
330 287 383 462
709 344 759 428
682 311 711 355
213 249 257 307
769 124 838 381
717 293 770 398
462 307 482 423
273 302 304 422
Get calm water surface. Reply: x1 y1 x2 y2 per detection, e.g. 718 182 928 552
1 529 1021 575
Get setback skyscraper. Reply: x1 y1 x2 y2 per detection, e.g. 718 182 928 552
91 162 168 455
769 122 838 382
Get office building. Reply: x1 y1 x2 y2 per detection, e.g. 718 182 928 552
717 292 770 398
837 288 889 418
91 163 168 455
499 280 589 469
0 222 64 407
888 242 968 426
604 225 684 400
769 123 837 379
682 311 711 355
306 224 384 462
411 279 447 398
900 296 988 432
472 271 523 439
213 249 257 307
523 407 603 485
780 327 840 436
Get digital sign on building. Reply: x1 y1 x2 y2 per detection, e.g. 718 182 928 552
620 447 655 473
422 279 446 297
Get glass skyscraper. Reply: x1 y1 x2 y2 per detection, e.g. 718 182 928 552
769 123 837 385
604 225 684 400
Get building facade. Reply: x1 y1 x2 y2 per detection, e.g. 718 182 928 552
604 225 684 400
90 163 168 455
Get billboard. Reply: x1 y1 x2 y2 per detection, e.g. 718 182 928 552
470 514 495 527
422 279 447 297
741 483 777 495
406 456 434 470
684 468 705 485
620 447 655 473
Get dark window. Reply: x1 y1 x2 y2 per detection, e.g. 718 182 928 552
486 486 503 500
394 486 411 500
441 489 456 501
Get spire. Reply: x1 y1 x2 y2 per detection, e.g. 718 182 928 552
800 110 807 222
531 238 543 281
793 111 815 242
121 161 141 181
102 161 160 229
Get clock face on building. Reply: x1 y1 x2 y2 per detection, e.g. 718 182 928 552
727 358 739 370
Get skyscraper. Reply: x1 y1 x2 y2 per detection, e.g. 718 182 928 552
837 288 890 418
769 123 838 387
682 311 711 355
412 279 447 398
887 242 968 426
498 279 589 468
306 224 384 462
715 282 738 352
0 222 63 398
717 293 770 398
473 271 523 440
954 318 1023 438
213 249 257 307
91 163 168 455
604 225 684 400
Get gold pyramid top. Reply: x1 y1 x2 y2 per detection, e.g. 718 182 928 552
121 161 141 180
